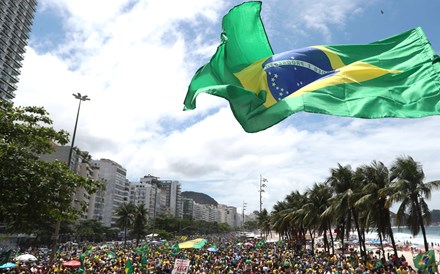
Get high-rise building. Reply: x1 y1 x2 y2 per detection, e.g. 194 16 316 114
158 180 182 217
91 159 129 227
0 0 37 101
130 175 182 219
181 197 194 219
39 145 100 221
137 174 160 220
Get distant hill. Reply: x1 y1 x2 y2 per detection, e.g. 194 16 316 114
431 210 440 224
182 191 218 206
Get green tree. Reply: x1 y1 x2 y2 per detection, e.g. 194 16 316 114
0 101 100 233
75 219 108 242
115 202 135 245
257 209 271 239
326 164 366 260
303 183 334 254
131 203 148 246
244 220 258 231
271 191 308 250
389 156 440 252
355 161 398 261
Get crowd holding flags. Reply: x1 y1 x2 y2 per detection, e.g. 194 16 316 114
0 234 437 272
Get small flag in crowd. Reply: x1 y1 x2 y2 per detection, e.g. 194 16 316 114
413 250 437 273
125 259 133 274
170 243 181 256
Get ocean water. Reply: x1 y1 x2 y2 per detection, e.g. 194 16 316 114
365 226 440 246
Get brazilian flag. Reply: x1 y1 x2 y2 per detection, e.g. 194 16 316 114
184 1 440 133
141 251 148 270
79 252 86 266
125 259 133 274
256 240 266 248
375 259 383 269
170 243 180 256
414 250 437 273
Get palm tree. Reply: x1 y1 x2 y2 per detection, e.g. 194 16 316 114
271 200 290 240
326 163 366 260
132 203 149 246
271 191 309 251
355 160 398 261
303 183 334 254
115 202 135 246
389 155 440 252
257 209 271 239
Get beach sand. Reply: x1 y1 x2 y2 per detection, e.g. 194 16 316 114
397 247 440 270
365 244 440 270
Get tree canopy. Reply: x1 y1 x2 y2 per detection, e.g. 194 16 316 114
0 100 101 233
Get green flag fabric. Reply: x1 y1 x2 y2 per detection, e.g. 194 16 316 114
183 1 440 133
256 240 266 248
125 259 133 274
178 238 208 249
414 250 437 272
79 252 86 265
141 251 148 270
170 243 181 256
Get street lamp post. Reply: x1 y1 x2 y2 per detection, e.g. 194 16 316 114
50 93 90 262
67 93 90 169
259 175 268 213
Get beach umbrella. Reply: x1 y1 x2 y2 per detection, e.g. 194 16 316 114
62 260 81 267
15 254 37 262
0 262 17 269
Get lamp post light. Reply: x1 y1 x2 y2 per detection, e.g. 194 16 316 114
50 93 90 262
259 175 268 214
67 93 90 169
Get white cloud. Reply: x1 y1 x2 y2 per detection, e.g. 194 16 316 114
14 0 440 213
264 0 376 44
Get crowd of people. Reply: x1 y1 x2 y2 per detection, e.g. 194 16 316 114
0 234 428 273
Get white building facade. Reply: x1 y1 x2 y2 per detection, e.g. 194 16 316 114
91 159 129 227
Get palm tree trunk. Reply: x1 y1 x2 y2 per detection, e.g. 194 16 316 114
415 197 430 251
323 228 329 253
340 223 346 254
308 229 314 253
328 221 335 255
378 232 385 261
124 227 127 246
388 225 399 261
351 207 366 261
360 226 367 260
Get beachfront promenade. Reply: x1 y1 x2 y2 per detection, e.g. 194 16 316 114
0 233 428 273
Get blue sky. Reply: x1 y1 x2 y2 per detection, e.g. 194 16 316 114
14 0 440 213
